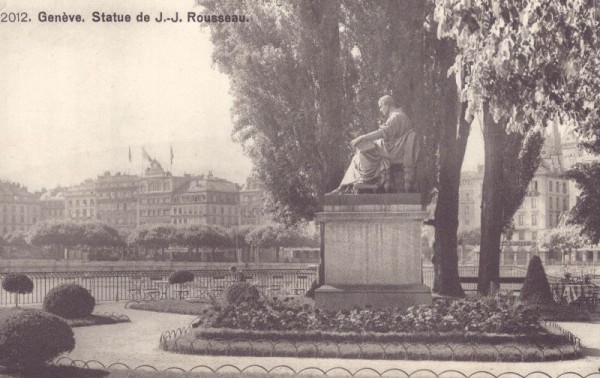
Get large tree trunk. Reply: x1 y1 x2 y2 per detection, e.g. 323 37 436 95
431 39 469 297
304 1 345 195
478 102 506 294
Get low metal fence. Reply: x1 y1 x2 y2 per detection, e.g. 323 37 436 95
0 268 316 306
53 356 600 377
158 322 582 362
422 265 530 292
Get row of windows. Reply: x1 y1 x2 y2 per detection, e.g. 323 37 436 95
97 191 135 199
172 216 239 226
146 181 171 192
96 181 137 189
515 230 538 241
98 202 135 211
517 213 538 227
549 180 567 194
68 209 95 217
2 225 25 234
140 209 170 217
0 205 38 214
172 206 238 216
1 215 34 224
42 209 64 217
68 199 95 207
174 193 238 204
240 208 260 217
142 197 170 205
548 196 569 211
241 195 257 204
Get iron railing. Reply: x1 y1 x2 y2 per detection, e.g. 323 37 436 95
0 268 316 306
158 321 582 362
53 357 597 377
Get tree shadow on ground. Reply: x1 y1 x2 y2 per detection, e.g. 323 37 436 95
0 365 108 378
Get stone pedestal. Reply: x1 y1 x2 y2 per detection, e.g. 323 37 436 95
315 193 431 310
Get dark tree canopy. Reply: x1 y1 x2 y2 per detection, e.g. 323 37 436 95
566 162 600 244
198 0 439 224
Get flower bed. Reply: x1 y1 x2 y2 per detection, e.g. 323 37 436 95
159 295 582 361
202 295 543 335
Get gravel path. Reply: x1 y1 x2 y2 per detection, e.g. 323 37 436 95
61 302 600 376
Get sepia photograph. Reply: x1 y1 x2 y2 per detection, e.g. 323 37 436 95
1 0 600 377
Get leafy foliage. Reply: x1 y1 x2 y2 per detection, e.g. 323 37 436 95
168 270 194 285
2 274 33 294
43 283 96 319
566 162 600 244
0 309 74 370
501 130 544 233
28 220 84 247
435 0 600 293
81 223 124 248
435 0 600 132
209 294 541 335
520 256 553 304
198 1 442 224
4 231 29 247
225 282 260 306
28 220 124 249
538 223 589 261
245 224 317 249
458 228 481 245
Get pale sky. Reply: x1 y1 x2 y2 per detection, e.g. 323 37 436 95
0 0 484 192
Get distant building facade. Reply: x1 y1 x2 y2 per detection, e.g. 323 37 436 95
137 161 187 227
239 176 269 226
39 188 65 222
171 172 240 227
95 172 138 230
0 182 41 235
63 180 97 223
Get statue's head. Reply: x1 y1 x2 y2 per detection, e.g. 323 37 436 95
378 95 395 116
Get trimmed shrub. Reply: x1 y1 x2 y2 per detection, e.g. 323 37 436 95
169 270 194 285
0 309 75 370
2 274 34 294
225 282 260 305
2 274 34 308
520 255 554 304
43 283 95 319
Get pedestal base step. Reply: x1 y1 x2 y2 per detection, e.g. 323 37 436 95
315 283 432 311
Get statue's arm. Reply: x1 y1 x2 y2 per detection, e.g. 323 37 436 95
350 129 384 147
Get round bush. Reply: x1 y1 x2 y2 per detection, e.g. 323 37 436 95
169 270 194 285
225 282 260 305
43 284 95 319
0 309 74 370
2 274 33 294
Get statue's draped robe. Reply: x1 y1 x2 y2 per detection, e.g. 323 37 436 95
339 109 415 188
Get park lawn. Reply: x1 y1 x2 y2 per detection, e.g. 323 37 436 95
126 299 215 316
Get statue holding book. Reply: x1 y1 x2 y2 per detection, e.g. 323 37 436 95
330 95 419 194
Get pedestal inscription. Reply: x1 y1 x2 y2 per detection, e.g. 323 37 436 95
315 193 431 310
